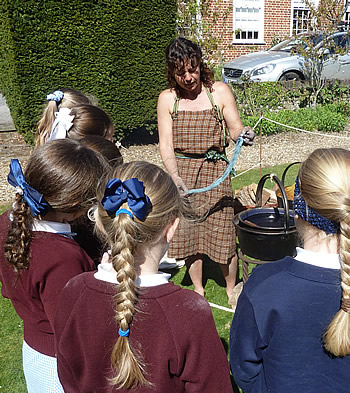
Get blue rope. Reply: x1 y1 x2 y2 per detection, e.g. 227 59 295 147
186 137 244 195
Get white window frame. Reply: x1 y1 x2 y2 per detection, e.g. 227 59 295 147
290 0 319 35
344 0 350 25
232 0 265 44
292 7 311 34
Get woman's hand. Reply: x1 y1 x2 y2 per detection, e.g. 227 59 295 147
173 175 188 195
240 126 255 146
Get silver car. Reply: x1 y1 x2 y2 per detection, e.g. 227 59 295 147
222 31 350 83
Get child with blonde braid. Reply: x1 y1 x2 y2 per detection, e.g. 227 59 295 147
0 139 109 392
36 88 114 145
55 161 234 393
72 135 124 266
230 148 350 393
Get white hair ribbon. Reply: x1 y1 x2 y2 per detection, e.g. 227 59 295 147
48 107 75 141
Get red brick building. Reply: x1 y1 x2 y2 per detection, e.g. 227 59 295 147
206 0 349 62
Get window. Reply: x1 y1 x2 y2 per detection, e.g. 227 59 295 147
344 1 350 26
291 0 318 35
232 0 264 44
292 8 311 34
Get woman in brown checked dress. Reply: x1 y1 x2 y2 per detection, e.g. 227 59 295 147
157 38 254 298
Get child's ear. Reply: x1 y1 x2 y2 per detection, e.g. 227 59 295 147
164 218 179 243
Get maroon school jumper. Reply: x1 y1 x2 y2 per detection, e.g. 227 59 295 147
55 272 234 393
0 212 95 356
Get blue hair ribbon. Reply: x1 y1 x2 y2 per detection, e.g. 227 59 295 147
101 178 151 221
8 159 51 217
293 175 339 235
46 90 64 102
118 328 130 337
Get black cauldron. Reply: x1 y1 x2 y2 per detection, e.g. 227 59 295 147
276 162 300 210
234 173 298 261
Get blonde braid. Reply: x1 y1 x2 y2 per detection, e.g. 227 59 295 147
96 161 189 388
296 148 350 357
109 214 151 388
324 215 350 357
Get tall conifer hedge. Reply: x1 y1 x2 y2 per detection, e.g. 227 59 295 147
0 0 176 143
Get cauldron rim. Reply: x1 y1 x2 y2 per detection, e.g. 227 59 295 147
235 207 296 232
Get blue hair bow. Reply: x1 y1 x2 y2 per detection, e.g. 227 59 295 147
46 90 64 102
293 175 339 235
101 178 151 221
8 159 51 217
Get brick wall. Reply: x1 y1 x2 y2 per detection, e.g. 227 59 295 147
205 0 292 63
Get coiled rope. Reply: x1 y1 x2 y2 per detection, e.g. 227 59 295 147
186 136 244 195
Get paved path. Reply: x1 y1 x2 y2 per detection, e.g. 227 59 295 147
0 93 15 132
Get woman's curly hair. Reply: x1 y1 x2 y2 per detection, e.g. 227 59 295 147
165 37 214 96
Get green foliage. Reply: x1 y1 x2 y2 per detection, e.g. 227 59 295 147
0 1 177 143
242 103 349 136
317 80 350 105
176 0 231 64
232 82 288 117
232 80 350 117
271 33 283 47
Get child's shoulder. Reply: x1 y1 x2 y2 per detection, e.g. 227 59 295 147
244 256 294 294
31 233 94 270
155 283 213 319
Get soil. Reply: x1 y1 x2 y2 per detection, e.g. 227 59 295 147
1 128 350 204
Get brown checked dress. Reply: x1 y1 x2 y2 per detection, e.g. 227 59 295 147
167 87 236 265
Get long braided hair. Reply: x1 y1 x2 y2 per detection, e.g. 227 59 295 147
297 148 350 357
4 139 109 271
95 161 187 388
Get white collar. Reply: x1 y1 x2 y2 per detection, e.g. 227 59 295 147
32 219 72 234
136 273 171 287
94 261 171 287
295 247 341 270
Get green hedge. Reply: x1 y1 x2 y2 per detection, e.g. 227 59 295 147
242 103 350 136
0 0 176 143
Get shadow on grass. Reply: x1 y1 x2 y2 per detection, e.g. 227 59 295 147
161 255 226 288
180 256 226 288
121 126 159 147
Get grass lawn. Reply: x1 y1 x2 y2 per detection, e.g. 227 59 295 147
0 162 297 392
231 161 299 192
0 295 26 392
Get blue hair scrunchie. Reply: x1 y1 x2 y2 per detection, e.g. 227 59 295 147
115 208 134 219
46 90 64 103
293 175 339 235
101 178 151 221
118 328 130 337
8 159 51 217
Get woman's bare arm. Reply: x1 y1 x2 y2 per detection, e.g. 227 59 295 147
213 82 254 145
157 90 188 192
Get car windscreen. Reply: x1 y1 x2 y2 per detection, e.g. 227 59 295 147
269 35 323 52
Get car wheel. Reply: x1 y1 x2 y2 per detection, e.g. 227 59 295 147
279 72 302 81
